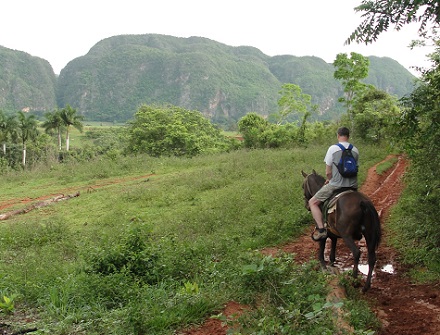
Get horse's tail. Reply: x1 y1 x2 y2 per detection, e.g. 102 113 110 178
360 200 382 250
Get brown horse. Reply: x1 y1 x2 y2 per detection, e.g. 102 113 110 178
301 170 381 292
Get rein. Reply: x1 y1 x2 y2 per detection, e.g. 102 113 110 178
303 175 314 200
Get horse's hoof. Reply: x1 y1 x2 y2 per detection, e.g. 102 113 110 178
327 266 340 275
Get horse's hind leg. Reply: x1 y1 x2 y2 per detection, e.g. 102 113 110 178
329 237 337 266
342 237 361 278
363 244 377 292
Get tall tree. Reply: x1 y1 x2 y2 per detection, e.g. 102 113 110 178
59 105 84 151
17 111 38 167
276 83 317 143
42 109 64 150
333 52 371 120
346 0 440 45
276 84 314 125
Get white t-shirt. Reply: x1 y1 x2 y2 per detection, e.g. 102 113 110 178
324 141 359 188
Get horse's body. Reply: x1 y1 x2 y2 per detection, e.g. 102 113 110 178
302 170 381 292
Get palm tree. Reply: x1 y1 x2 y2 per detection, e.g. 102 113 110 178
0 111 18 155
0 111 7 155
42 109 64 150
17 111 38 167
59 105 83 151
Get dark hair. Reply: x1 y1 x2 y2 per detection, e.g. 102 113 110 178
337 127 350 137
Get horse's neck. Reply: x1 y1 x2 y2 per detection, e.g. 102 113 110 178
310 179 324 195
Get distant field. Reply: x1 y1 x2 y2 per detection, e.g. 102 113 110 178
83 121 126 127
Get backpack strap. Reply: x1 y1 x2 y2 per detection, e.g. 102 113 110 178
335 143 353 151
336 143 345 151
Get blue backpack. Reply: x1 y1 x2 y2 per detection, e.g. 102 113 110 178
334 143 358 178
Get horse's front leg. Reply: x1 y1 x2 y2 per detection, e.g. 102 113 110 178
318 239 327 270
329 237 337 266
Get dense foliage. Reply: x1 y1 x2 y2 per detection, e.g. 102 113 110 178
126 105 238 157
389 45 440 269
351 86 401 141
349 0 440 275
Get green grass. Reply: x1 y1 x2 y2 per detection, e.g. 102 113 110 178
0 145 390 334
375 156 398 175
386 170 440 282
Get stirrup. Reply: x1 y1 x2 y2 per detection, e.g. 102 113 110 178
311 227 328 241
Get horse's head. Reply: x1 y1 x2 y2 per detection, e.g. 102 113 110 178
301 170 325 210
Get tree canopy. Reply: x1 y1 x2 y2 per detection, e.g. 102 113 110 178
126 105 234 157
347 0 440 45
333 52 370 114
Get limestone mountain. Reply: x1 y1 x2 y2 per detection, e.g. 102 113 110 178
56 34 415 125
0 45 57 113
0 34 416 126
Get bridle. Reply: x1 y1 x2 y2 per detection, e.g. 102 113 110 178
302 172 325 210
303 175 314 202
302 175 315 210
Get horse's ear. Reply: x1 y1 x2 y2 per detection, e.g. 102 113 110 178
312 169 317 175
301 170 308 178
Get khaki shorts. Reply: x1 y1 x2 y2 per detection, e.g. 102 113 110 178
312 183 340 202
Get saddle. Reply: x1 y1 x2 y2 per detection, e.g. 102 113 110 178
322 188 356 227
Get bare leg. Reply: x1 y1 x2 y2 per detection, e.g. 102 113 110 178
309 197 324 229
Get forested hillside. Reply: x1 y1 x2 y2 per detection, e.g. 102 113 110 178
57 34 416 124
1 34 415 125
0 46 57 113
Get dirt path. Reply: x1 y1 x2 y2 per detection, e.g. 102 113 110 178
181 155 440 335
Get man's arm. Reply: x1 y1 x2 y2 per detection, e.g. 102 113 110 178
325 164 332 183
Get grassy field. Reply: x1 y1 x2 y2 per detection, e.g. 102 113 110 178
0 145 390 334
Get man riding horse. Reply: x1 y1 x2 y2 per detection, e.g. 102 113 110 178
309 127 359 241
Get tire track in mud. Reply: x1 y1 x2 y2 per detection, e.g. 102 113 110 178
0 174 154 214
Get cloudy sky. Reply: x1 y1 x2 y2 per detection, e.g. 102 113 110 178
0 0 433 75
